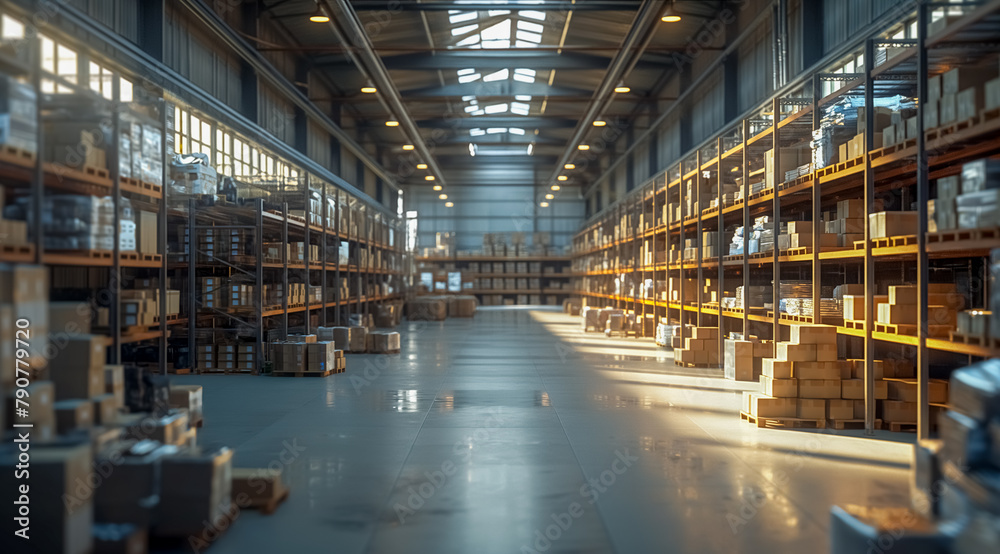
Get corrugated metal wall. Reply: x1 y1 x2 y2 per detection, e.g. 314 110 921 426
307 121 331 168
164 5 242 111
690 68 725 145
67 0 139 43
823 0 910 53
259 84 295 144
737 17 773 113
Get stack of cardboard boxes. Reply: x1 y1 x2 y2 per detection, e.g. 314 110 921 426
673 326 721 366
868 211 918 239
0 75 37 154
764 147 811 189
270 334 345 374
748 325 850 422
876 284 962 332
777 220 837 252
368 331 401 353
924 64 1000 132
822 199 867 247
724 338 774 381
195 342 257 372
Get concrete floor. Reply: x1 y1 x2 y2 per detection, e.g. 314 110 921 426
174 307 916 554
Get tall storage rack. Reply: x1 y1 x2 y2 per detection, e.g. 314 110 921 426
572 0 1000 438
0 27 405 376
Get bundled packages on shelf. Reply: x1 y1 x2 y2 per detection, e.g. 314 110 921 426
736 285 770 310
956 159 1000 230
673 326 720 366
0 74 37 153
408 296 448 321
42 111 110 171
908 359 1000 551
447 295 477 318
197 342 256 372
4 194 136 251
923 63 999 133
0 188 27 245
823 199 867 247
655 322 681 347
868 210 918 239
169 152 218 199
728 216 774 256
875 284 962 334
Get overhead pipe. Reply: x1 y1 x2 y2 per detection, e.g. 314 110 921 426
323 0 448 187
546 0 667 187
177 0 401 192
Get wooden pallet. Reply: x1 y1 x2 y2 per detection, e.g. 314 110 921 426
827 418 882 430
874 322 953 338
0 144 36 166
272 368 334 377
981 106 1000 125
48 249 114 261
167 367 192 375
0 243 33 258
740 411 826 429
928 227 1000 244
677 362 717 368
120 252 163 264
949 331 989 347
748 252 772 261
785 247 810 257
872 235 917 249
884 421 919 433
925 118 976 142
844 319 865 330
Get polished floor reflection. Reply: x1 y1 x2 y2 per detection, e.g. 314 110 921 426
174 307 914 554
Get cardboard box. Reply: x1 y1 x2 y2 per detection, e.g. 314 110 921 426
139 210 158 254
868 211 918 239
91 394 117 425
827 399 854 420
305 341 338 373
850 359 885 380
724 340 755 381
815 343 838 362
169 384 203 423
748 393 795 418
841 379 888 400
793 361 842 380
843 295 865 320
50 335 106 400
49 301 92 335
791 324 837 345
776 342 816 362
881 400 917 423
760 375 798 398
799 379 842 399
796 398 827 419
232 467 286 508
889 285 918 305
157 448 234 537
763 358 793 379
54 399 94 433
886 378 949 404
105 365 125 407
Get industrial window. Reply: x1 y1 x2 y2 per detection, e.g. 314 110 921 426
40 35 77 94
217 129 233 176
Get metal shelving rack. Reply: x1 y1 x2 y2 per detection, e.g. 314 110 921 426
415 254 574 305
571 0 1000 438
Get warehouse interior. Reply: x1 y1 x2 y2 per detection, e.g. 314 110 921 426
1 0 1000 553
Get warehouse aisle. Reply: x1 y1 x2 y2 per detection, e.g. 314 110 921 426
176 308 915 554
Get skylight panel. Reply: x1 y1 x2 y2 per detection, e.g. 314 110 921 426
484 103 508 114
470 109 485 116
488 10 511 16
461 95 476 101
470 128 486 136
456 35 480 47
452 23 479 36
517 20 544 33
520 10 546 21
464 105 480 113
487 127 507 134
458 73 481 83
516 30 542 44
457 68 476 76
511 102 530 115
483 69 509 82
481 19 511 48
515 40 538 48
449 12 477 24
513 68 536 83
514 95 532 101
508 127 526 135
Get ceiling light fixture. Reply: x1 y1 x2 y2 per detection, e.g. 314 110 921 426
309 8 330 23
433 185 442 191
545 194 554 200
417 163 428 169
593 120 607 127
425 175 435 181
385 120 400 127
445 202 454 207
578 144 590 150
360 86 377 94
661 2 682 22
551 185 561 191
439 194 448 200
557 175 568 181
613 84 631 93
402 144 414 151
540 202 549 207
564 163 575 170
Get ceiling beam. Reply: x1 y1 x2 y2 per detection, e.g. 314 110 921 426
415 116 577 129
349 1 642 11
401 81 592 97
355 51 614 70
